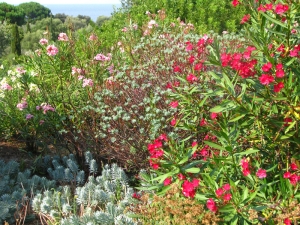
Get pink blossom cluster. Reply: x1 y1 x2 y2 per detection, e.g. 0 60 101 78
17 99 28 110
89 34 98 41
94 53 111 61
36 103 55 114
58 33 69 42
26 114 34 120
46 45 59 56
206 198 218 213
39 38 48 45
82 78 93 87
283 163 299 186
1 83 12 90
16 67 26 75
71 67 85 76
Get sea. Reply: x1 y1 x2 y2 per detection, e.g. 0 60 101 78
44 4 122 22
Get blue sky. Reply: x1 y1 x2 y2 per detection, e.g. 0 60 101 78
11 0 120 4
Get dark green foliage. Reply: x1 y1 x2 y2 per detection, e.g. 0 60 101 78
0 23 10 57
0 2 25 25
17 2 51 23
11 23 21 56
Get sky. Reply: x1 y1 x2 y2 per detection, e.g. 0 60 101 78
10 0 120 4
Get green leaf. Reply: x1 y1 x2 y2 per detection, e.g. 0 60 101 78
195 194 208 201
261 12 287 28
234 148 260 156
219 204 236 213
229 114 246 122
204 141 226 151
210 100 236 113
184 167 200 173
178 156 189 165
280 131 296 140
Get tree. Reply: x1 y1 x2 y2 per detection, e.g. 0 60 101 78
0 2 25 26
11 23 21 56
0 22 10 57
17 2 51 23
95 16 111 27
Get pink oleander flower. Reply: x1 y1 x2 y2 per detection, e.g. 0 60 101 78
17 99 28 111
240 14 250 24
132 192 141 199
94 53 111 61
256 168 267 179
274 3 289 15
206 198 218 212
274 82 284 93
223 193 232 201
215 188 224 197
169 101 179 108
41 103 55 114
290 163 298 171
262 62 272 72
148 20 157 29
58 33 69 41
186 73 198 84
259 74 274 85
242 168 251 176
210 112 218 120
178 173 186 180
170 117 177 126
284 218 291 225
289 174 299 185
82 78 93 87
182 179 200 198
275 69 285 78
39 38 48 45
16 67 26 74
89 34 97 41
149 159 159 170
46 45 58 56
26 114 34 120
222 183 231 191
163 177 172 186
200 118 207 126
1 83 12 90
283 171 291 179
39 120 45 125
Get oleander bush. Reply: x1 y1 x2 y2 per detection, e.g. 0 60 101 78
0 0 300 224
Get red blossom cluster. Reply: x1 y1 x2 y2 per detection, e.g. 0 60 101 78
283 163 299 186
192 134 218 160
215 183 232 202
182 178 200 198
206 198 218 213
148 134 168 170
240 157 251 176
221 46 257 78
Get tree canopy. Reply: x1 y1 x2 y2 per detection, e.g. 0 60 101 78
17 2 51 23
0 2 25 25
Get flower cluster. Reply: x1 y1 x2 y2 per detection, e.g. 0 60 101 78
36 103 55 114
206 198 217 213
46 45 59 56
17 98 28 111
148 134 168 170
221 46 257 78
182 178 200 198
215 183 232 202
58 33 69 42
94 53 111 61
283 163 299 186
